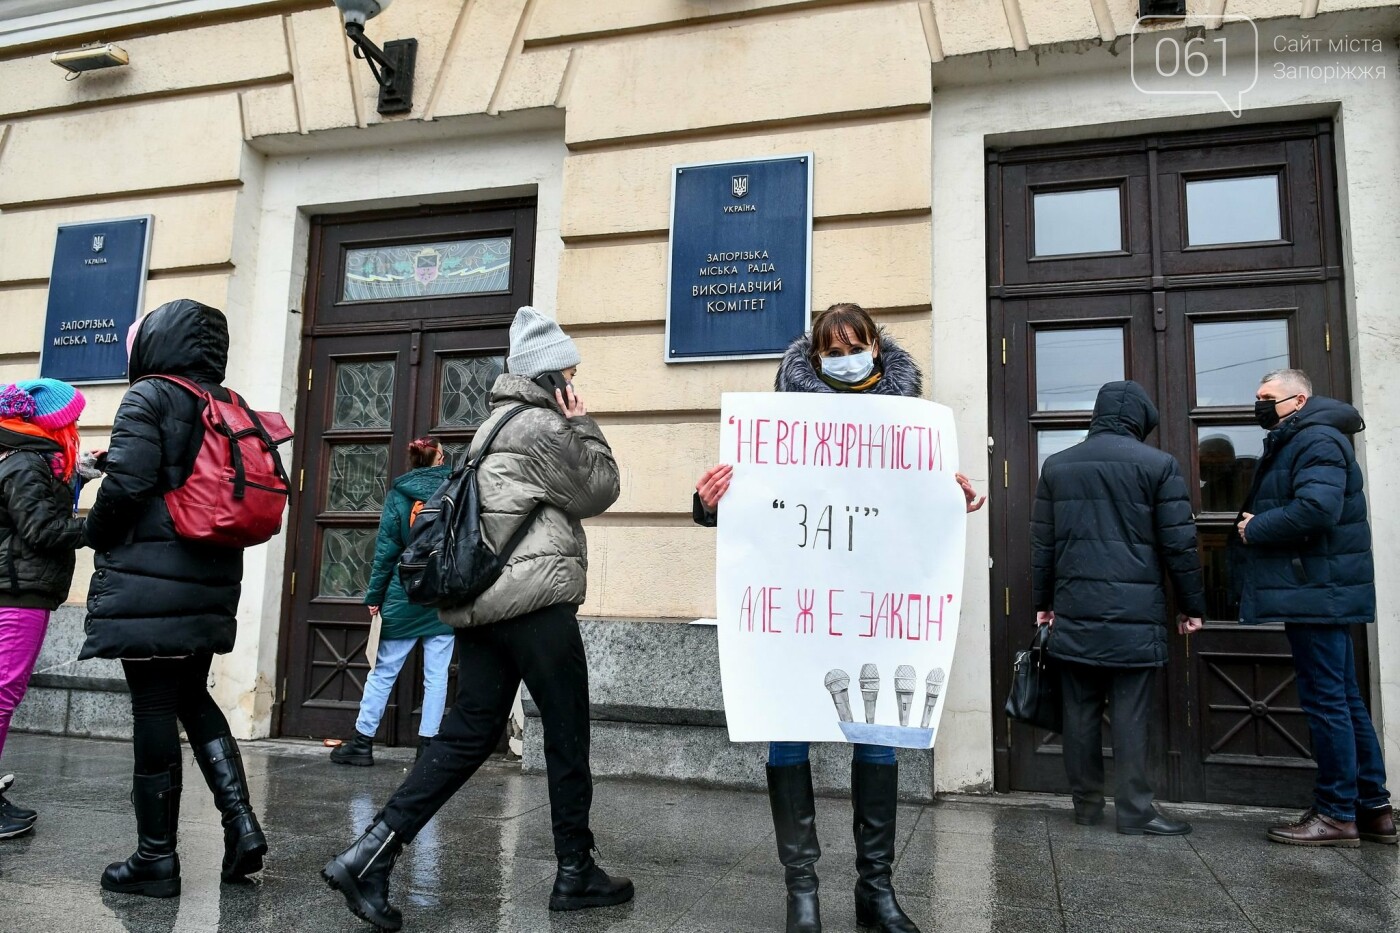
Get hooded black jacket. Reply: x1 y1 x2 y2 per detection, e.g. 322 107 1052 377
80 299 244 660
1031 381 1206 668
0 430 84 610
1235 397 1374 626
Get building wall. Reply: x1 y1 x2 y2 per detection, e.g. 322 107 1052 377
1 0 1397 790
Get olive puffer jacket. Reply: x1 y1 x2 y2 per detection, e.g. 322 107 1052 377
1235 397 1374 626
1032 381 1207 668
0 433 84 610
437 374 620 628
80 299 245 660
364 464 453 640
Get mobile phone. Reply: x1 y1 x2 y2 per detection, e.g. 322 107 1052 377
533 370 571 398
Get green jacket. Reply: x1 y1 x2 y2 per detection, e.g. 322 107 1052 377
364 464 453 640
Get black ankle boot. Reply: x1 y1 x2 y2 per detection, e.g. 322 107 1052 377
322 818 404 931
331 732 375 767
768 762 822 933
415 737 431 762
852 761 918 933
193 736 268 882
549 848 635 911
102 766 181 898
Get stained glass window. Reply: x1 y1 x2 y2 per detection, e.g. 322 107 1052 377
318 528 377 599
342 237 512 301
327 445 389 513
439 356 504 428
333 361 395 430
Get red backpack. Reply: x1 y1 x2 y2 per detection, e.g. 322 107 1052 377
142 375 294 548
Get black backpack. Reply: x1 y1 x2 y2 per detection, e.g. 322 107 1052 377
398 405 541 609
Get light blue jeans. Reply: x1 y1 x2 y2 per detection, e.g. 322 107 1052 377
355 634 456 738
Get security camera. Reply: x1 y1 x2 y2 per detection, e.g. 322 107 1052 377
332 0 393 27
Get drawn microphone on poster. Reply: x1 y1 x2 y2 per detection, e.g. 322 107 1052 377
715 392 967 748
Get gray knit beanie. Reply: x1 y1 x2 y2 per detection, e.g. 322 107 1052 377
507 306 580 379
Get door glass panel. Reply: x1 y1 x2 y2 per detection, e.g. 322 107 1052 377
1186 176 1282 246
318 528 376 599
327 444 389 513
342 237 513 301
332 360 396 429
1037 429 1088 473
439 356 505 428
1198 426 1265 513
1199 529 1241 621
1035 328 1124 411
441 442 472 468
1193 320 1289 407
1033 187 1122 256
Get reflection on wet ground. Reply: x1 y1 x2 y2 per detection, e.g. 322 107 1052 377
0 734 1396 932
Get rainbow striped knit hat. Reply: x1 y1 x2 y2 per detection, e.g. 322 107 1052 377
15 378 85 430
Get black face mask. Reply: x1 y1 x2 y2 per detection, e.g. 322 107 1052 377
1254 395 1300 429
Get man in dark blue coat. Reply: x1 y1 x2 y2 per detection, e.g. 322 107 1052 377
1237 369 1392 848
1032 381 1205 836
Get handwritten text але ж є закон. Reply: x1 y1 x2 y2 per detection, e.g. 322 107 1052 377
735 587 953 640
729 416 946 472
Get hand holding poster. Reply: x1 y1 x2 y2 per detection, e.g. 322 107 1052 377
716 392 967 748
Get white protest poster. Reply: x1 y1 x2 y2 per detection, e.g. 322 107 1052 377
715 392 967 748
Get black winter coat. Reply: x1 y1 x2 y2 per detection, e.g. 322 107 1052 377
1031 381 1206 668
0 431 84 610
1235 397 1374 626
80 299 244 660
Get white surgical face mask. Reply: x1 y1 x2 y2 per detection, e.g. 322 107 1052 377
820 350 875 384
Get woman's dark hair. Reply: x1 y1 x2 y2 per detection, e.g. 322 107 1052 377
809 303 879 367
407 436 442 469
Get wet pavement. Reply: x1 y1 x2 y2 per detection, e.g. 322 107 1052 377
0 733 1397 932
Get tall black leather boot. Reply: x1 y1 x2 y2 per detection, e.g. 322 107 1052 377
767 762 822 933
193 736 268 882
322 818 404 931
101 765 182 898
852 761 918 933
549 848 635 911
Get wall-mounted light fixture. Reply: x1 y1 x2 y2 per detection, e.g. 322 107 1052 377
1138 0 1187 18
332 0 416 115
51 44 129 80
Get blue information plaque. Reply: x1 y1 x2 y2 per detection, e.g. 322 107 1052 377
667 154 812 362
40 216 152 384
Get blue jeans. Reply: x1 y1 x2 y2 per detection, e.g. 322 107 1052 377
1285 623 1389 821
356 634 456 739
768 742 896 766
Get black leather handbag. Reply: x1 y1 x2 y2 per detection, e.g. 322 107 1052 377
1004 625 1063 733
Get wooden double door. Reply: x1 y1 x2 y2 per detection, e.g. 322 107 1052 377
988 121 1364 805
276 200 535 742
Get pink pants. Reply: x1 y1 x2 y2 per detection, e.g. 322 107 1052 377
0 608 50 758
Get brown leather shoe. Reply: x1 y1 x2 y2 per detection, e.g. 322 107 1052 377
1267 812 1360 847
1358 805 1398 845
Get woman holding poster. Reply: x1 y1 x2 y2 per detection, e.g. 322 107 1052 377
694 304 984 933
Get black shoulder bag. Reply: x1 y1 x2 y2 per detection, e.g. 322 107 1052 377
1004 624 1063 733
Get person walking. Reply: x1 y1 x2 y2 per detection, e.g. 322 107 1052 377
0 379 89 848
331 436 455 766
1236 369 1391 847
1031 380 1205 836
80 299 271 897
694 303 985 933
323 306 630 931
